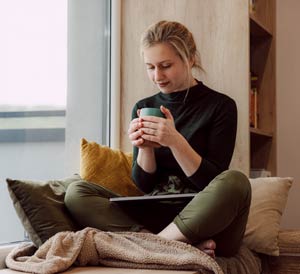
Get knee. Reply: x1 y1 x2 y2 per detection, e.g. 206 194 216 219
215 170 251 205
64 181 87 213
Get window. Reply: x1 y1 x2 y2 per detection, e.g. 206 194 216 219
0 0 111 243
0 0 67 144
0 0 67 244
0 1 67 108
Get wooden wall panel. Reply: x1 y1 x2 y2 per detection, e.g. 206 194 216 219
120 0 249 174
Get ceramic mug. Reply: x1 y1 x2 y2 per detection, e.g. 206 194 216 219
140 107 165 118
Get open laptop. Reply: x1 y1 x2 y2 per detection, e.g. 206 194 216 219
109 193 197 204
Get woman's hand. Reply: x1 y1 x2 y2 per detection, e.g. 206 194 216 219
130 105 202 176
128 109 161 149
140 106 180 148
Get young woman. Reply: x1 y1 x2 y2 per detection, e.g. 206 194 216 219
127 20 251 258
65 20 251 259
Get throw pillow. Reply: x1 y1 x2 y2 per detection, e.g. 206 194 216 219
6 174 81 247
243 177 293 256
80 138 143 196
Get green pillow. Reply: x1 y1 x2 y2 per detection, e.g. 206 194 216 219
6 174 81 247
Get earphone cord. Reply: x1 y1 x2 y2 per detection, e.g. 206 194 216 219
183 88 190 104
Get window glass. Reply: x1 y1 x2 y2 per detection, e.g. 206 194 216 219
0 0 67 243
0 0 67 110
0 0 111 244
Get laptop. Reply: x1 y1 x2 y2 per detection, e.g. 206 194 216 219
109 193 197 204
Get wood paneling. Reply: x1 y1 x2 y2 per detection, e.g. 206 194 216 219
120 0 249 174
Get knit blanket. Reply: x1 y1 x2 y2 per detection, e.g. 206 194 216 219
5 227 261 274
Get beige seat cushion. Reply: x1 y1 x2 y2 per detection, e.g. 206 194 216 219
278 229 300 254
0 267 197 274
266 230 300 274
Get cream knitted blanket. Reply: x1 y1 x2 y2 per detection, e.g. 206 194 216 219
5 227 261 274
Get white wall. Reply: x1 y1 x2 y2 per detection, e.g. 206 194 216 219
277 0 300 228
0 142 65 243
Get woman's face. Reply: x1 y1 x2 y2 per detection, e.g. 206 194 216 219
143 43 193 93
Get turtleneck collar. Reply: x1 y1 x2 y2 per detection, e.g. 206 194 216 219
158 80 203 103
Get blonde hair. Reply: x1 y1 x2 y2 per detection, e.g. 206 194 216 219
140 20 203 73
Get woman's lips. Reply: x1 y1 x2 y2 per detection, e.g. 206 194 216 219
157 82 169 88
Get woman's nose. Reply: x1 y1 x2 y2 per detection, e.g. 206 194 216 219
154 68 163 81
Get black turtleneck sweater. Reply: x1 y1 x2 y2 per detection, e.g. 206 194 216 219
131 81 237 194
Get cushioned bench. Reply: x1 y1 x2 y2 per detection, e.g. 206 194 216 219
264 230 300 274
0 267 197 274
1 230 300 274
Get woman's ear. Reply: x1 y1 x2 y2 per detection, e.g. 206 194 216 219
189 56 195 68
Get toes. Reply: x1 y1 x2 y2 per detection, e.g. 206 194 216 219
197 239 216 250
204 249 215 259
206 239 216 250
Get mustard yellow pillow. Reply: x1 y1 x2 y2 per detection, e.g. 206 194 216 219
80 138 143 196
243 177 293 256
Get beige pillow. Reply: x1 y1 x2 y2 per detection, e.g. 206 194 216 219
80 138 143 197
243 177 293 256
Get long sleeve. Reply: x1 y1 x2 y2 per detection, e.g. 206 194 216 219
187 97 237 190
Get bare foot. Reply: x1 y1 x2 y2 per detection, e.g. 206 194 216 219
195 239 216 258
157 223 216 258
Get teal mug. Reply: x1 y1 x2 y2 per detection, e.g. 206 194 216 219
140 107 165 118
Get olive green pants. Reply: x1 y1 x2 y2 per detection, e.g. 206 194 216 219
65 170 251 257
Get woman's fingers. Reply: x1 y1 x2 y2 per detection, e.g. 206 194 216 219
129 129 143 141
140 127 156 136
128 117 144 147
127 107 178 148
132 138 144 146
140 117 166 131
128 118 141 134
128 113 163 148
141 119 178 147
141 133 157 143
160 105 174 122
